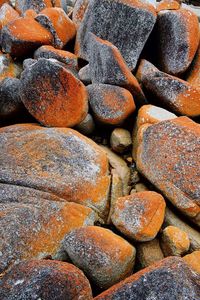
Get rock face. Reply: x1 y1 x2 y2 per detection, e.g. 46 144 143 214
157 8 199 75
72 0 89 28
111 191 166 241
15 0 53 14
75 0 157 70
87 84 135 126
0 52 22 81
137 59 200 117
136 117 200 226
183 251 200 274
187 42 200 87
156 0 180 12
62 226 136 290
20 58 88 127
94 257 200 300
0 124 110 218
0 3 19 30
0 260 93 300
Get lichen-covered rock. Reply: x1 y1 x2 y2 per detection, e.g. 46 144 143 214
156 0 181 12
62 226 136 290
34 45 78 70
88 34 146 105
111 191 166 241
72 0 89 28
0 124 110 218
161 226 190 256
75 113 95 135
183 251 200 274
94 257 200 300
0 17 53 57
75 0 157 70
186 42 200 87
20 58 88 127
137 238 164 269
15 0 52 14
35 7 76 49
87 84 135 126
110 128 132 154
0 52 22 81
0 3 19 30
157 8 199 75
0 260 93 300
136 117 200 226
137 59 200 117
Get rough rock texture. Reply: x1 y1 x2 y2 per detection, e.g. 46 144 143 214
35 7 76 49
78 64 91 84
20 58 88 127
165 208 200 251
0 195 97 273
34 45 78 70
136 117 200 226
161 226 190 256
0 17 53 57
88 34 146 105
157 8 199 75
75 0 157 70
0 78 24 120
72 0 89 28
0 52 22 81
110 128 132 154
62 226 136 289
183 251 200 274
0 260 93 300
137 59 200 117
94 257 200 300
0 3 19 30
75 113 95 135
156 0 180 12
111 191 166 241
87 84 135 126
15 0 52 14
0 124 110 218
186 42 200 86
137 238 164 269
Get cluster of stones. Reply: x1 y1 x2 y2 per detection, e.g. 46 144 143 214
0 0 200 299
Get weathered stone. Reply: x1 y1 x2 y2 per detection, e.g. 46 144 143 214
111 191 166 241
15 0 52 14
94 257 200 300
136 117 200 226
75 0 157 70
186 42 200 87
156 0 181 12
164 208 200 251
0 17 53 57
34 45 78 70
0 52 22 81
75 113 95 135
88 34 146 105
0 260 93 300
78 64 91 84
62 226 136 289
110 128 132 154
35 7 76 49
157 8 199 75
183 251 200 274
87 84 135 126
137 238 164 269
161 226 190 256
0 3 19 30
20 58 88 127
72 0 89 28
0 124 110 218
137 59 200 117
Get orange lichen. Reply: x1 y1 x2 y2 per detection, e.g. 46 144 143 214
0 3 19 30
156 0 180 12
183 251 200 274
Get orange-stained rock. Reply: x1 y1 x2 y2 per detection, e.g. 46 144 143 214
75 0 157 70
111 191 166 241
34 45 78 70
183 251 200 274
0 124 110 218
0 0 9 7
157 8 199 75
20 58 88 127
137 59 200 117
72 0 89 28
0 17 53 57
22 9 37 18
186 42 200 87
0 260 93 300
0 3 19 30
161 226 190 257
0 196 98 272
15 0 52 14
136 117 200 226
156 0 180 12
88 34 146 106
0 52 22 81
94 257 200 300
62 226 136 289
87 84 136 126
35 7 76 49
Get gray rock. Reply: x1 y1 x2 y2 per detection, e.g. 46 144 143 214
78 64 91 84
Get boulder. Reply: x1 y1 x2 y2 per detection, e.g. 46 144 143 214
0 3 19 30
15 0 52 14
0 52 22 81
72 0 89 28
110 128 132 154
186 42 200 87
183 251 200 274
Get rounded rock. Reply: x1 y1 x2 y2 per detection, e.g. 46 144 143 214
110 128 132 153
